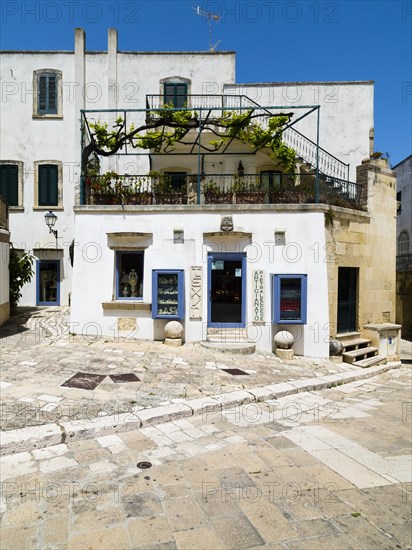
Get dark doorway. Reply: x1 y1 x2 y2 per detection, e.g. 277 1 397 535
337 267 358 333
208 253 246 327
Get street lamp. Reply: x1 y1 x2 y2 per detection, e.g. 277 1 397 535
44 210 58 248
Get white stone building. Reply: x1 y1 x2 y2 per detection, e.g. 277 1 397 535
0 28 398 358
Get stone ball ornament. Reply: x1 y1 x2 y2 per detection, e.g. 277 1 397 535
164 320 183 339
274 330 294 349
329 338 344 356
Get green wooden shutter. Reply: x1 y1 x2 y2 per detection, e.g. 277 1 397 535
163 83 187 108
39 165 58 206
38 74 58 114
175 84 187 108
38 75 48 112
0 165 19 206
164 84 175 106
48 75 57 111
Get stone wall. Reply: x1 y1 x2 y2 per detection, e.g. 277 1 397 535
326 158 397 335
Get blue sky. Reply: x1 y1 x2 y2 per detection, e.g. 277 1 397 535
1 0 411 166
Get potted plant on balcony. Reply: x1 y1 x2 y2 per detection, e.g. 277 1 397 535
151 172 188 205
126 176 153 205
232 176 265 204
202 180 233 204
89 171 122 205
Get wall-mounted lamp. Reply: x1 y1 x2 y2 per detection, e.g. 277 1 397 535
45 210 58 248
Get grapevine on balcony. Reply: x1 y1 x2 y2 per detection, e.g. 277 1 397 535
84 106 297 173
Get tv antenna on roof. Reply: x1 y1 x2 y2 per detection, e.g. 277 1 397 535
192 6 221 52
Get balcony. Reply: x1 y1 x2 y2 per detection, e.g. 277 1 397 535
84 172 363 210
397 253 412 272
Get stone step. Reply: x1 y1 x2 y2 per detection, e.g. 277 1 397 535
207 328 250 343
340 338 371 352
200 341 256 355
343 346 378 364
353 355 387 368
336 332 361 341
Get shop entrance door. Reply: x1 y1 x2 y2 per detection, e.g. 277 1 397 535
208 253 246 327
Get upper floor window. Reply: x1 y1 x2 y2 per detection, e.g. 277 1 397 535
0 161 23 208
34 161 63 209
398 231 410 255
33 70 62 117
164 83 188 108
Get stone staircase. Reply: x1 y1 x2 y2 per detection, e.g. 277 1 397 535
200 327 256 355
337 332 386 368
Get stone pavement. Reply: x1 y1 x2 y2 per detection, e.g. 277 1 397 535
1 366 411 549
0 307 405 452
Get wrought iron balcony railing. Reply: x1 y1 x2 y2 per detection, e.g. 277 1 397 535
84 172 363 209
145 94 350 181
145 94 253 114
397 253 412 272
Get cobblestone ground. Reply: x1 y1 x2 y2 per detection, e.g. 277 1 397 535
0 367 411 549
0 307 356 430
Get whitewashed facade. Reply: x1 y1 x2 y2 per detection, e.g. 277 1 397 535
2 28 393 357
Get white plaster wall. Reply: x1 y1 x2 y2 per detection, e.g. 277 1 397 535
225 82 374 181
1 52 77 305
0 45 235 305
70 209 329 357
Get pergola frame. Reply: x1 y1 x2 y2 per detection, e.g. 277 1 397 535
80 103 321 205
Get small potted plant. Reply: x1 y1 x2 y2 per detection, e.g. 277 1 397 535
232 176 265 204
202 180 232 204
152 173 187 205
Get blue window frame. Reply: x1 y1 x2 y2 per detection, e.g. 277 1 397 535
38 73 58 114
272 274 307 324
38 164 58 206
208 252 246 328
0 164 19 206
36 260 60 306
116 251 144 300
152 270 184 319
164 83 187 108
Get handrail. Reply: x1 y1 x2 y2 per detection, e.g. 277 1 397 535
145 94 350 180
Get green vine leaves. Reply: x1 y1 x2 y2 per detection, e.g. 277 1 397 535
87 107 296 173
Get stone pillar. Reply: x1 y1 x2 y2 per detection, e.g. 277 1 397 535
108 29 118 111
356 157 397 327
369 128 374 157
108 29 118 173
74 28 86 205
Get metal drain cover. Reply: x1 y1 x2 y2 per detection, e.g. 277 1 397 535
221 368 249 376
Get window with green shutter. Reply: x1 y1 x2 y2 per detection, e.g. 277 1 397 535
38 165 58 206
163 83 187 108
0 164 19 206
38 74 58 114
